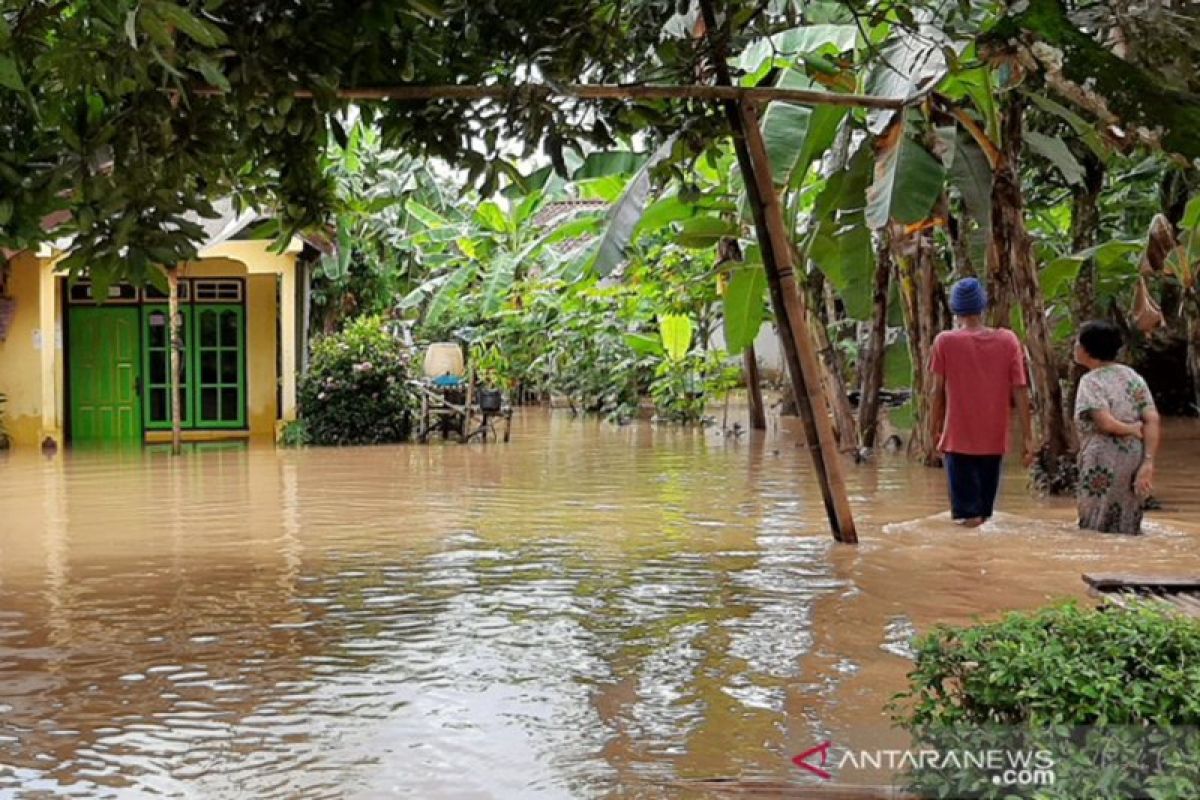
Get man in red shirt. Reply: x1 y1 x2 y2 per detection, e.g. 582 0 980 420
930 277 1036 527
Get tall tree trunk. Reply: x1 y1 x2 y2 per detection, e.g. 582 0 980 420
891 224 942 466
809 305 858 452
1188 291 1200 415
992 99 1075 485
699 0 857 542
1067 152 1105 416
743 344 767 430
167 266 183 455
808 273 858 452
858 237 892 450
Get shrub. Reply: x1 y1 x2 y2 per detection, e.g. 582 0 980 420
891 601 1200 798
298 315 416 445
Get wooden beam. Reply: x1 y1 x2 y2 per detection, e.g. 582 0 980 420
193 82 909 110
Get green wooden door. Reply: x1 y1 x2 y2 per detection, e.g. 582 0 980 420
141 305 194 430
68 307 142 443
193 304 246 428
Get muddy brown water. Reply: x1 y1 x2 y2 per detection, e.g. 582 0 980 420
1 411 1198 799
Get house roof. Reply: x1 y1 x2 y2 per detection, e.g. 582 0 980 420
532 199 609 229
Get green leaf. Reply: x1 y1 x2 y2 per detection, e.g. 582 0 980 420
0 55 24 92
625 332 664 357
1024 131 1085 186
0 199 11 226
405 199 451 229
573 150 646 180
633 195 703 238
153 3 228 47
761 103 813 187
1025 91 1108 161
736 24 858 85
723 266 767 353
592 136 675 277
425 265 476 327
480 255 517 315
193 55 230 92
675 216 739 249
336 218 352 276
865 120 946 229
790 104 847 188
1182 195 1200 230
659 314 693 362
809 216 874 320
474 201 508 233
950 130 992 232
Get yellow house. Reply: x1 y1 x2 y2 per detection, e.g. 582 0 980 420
0 222 304 448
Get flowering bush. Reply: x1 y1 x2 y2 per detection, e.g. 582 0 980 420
297 315 416 445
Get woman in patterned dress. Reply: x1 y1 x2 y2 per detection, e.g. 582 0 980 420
1073 321 1161 534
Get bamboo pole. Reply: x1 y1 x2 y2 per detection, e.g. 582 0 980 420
737 100 857 542
192 82 908 110
743 344 767 431
697 0 856 542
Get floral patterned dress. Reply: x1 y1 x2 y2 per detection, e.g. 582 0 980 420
1075 364 1155 535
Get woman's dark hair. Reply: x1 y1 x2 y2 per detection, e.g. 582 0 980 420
1077 320 1123 361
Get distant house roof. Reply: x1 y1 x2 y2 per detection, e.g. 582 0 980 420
533 199 609 229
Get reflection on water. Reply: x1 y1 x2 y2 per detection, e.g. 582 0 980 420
1 411 1198 798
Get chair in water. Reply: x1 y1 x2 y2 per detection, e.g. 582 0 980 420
412 343 511 443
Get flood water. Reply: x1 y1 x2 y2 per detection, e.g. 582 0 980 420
1 410 1198 799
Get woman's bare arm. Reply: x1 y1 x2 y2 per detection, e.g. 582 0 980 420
1135 408 1161 499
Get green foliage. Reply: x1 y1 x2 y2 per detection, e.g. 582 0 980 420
278 419 312 448
650 349 740 424
297 315 416 445
893 601 1200 798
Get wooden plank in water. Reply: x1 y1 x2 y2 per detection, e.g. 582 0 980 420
1082 574 1200 593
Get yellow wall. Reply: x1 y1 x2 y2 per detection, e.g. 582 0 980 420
0 240 298 447
246 274 278 439
0 253 46 445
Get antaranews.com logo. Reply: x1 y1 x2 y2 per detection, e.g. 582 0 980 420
793 740 1056 789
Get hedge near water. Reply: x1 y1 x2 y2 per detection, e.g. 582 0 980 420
892 602 1200 798
296 316 416 446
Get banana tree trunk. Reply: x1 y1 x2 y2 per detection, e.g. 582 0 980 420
858 238 892 450
743 344 767 430
809 304 858 452
167 266 183 456
892 225 942 466
992 99 1075 481
1188 291 1200 415
1067 153 1105 415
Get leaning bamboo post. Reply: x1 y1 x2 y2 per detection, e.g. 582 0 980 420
697 0 856 543
737 100 857 542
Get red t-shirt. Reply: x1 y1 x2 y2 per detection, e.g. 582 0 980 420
930 327 1027 455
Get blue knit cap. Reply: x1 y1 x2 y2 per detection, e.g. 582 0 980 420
950 277 987 316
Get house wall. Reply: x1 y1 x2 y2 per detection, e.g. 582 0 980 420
0 253 47 446
1 240 297 448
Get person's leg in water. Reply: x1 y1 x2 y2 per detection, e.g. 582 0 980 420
945 453 985 526
976 455 1003 522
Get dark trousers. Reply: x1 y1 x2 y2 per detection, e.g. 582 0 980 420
944 452 1003 520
